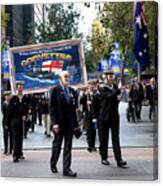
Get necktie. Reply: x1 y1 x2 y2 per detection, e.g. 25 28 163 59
64 87 71 103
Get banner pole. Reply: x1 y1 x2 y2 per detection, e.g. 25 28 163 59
138 62 141 82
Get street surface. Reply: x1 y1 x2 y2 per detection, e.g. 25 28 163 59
1 102 158 180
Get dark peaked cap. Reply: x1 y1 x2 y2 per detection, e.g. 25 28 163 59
16 81 24 86
3 90 11 96
103 70 114 75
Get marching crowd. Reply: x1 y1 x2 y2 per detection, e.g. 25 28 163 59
1 70 157 177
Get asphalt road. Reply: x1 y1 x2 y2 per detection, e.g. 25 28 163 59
1 148 157 180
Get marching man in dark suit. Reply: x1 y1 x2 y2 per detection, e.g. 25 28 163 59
129 77 144 120
1 91 13 155
80 80 97 152
146 77 157 120
98 70 127 168
49 71 79 177
8 81 28 162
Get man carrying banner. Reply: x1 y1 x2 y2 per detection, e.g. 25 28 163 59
49 71 79 177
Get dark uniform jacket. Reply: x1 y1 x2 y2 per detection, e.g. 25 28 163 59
98 84 121 124
80 92 93 115
49 85 78 130
8 95 29 120
146 85 158 105
42 97 49 114
129 83 144 103
2 101 10 130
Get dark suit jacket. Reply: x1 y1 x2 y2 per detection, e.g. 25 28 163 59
8 95 29 120
98 84 121 124
146 85 157 105
49 85 78 131
129 83 144 102
2 102 10 129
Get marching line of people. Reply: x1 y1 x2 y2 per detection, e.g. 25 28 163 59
1 84 52 158
1 70 157 177
126 77 157 123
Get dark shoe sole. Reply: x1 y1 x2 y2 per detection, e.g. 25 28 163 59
13 158 19 162
101 160 110 166
51 167 58 173
63 172 77 177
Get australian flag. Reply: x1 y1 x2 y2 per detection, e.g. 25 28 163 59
134 1 150 71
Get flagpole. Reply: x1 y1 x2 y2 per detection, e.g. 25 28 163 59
137 62 141 82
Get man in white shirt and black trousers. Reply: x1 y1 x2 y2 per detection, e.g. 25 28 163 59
49 70 79 177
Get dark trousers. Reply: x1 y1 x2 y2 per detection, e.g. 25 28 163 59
23 120 31 138
31 109 37 131
38 110 42 125
127 102 136 122
84 112 96 148
3 127 13 153
50 128 73 172
99 116 122 162
87 121 96 148
149 102 155 120
134 101 142 120
32 109 37 124
11 118 23 158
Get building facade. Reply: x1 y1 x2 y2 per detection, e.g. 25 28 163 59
5 4 34 47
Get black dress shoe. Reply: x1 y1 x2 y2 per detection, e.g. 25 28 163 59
117 160 127 168
92 147 97 152
13 157 19 162
63 169 77 177
3 151 7 155
87 147 92 152
19 155 25 160
51 166 58 173
101 159 110 165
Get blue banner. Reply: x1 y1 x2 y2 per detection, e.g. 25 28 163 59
10 40 87 93
98 46 129 76
1 48 10 80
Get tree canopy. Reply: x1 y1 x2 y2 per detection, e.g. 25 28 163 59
30 4 81 43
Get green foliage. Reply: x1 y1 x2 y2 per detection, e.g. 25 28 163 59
99 1 157 66
29 4 81 43
91 19 113 65
1 11 10 28
84 49 96 72
144 1 158 64
99 2 134 59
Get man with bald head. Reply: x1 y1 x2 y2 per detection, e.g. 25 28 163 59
49 71 78 177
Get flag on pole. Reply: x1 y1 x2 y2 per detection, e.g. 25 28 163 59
134 1 150 71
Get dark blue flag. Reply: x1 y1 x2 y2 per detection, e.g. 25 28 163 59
134 1 150 71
